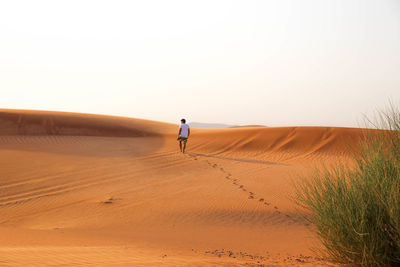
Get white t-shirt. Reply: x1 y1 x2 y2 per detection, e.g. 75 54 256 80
179 123 190 138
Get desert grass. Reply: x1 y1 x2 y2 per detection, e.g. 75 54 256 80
295 105 400 266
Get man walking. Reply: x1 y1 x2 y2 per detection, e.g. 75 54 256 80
177 118 190 153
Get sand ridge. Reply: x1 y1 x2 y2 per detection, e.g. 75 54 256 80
0 109 363 266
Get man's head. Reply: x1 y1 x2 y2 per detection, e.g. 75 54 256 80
181 118 186 124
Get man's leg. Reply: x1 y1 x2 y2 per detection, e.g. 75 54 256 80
183 141 187 153
179 140 182 152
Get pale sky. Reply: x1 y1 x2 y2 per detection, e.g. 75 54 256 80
1 0 399 127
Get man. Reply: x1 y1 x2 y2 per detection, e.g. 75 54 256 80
177 118 190 153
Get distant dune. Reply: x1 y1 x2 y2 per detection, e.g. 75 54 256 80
229 124 266 128
189 122 233 128
189 122 267 129
0 109 365 266
0 109 176 136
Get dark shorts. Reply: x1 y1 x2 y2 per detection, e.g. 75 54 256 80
178 136 188 143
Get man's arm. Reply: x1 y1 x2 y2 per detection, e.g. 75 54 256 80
177 128 182 139
188 128 190 138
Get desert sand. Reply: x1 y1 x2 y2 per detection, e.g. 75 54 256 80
0 109 363 266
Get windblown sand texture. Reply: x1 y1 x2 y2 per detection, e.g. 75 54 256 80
0 109 363 266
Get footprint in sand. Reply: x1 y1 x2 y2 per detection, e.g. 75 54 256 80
103 197 114 204
206 161 268 204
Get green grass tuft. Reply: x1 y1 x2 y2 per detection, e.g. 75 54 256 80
295 105 400 266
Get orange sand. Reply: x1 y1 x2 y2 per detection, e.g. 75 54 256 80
0 109 363 266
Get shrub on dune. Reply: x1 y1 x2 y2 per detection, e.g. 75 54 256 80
296 105 400 266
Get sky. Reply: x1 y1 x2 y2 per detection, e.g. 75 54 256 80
1 0 399 127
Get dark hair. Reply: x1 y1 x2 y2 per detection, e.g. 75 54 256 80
181 118 186 123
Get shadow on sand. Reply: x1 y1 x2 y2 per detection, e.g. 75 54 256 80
188 152 289 166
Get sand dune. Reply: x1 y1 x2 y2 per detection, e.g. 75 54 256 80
0 109 176 136
0 110 364 266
